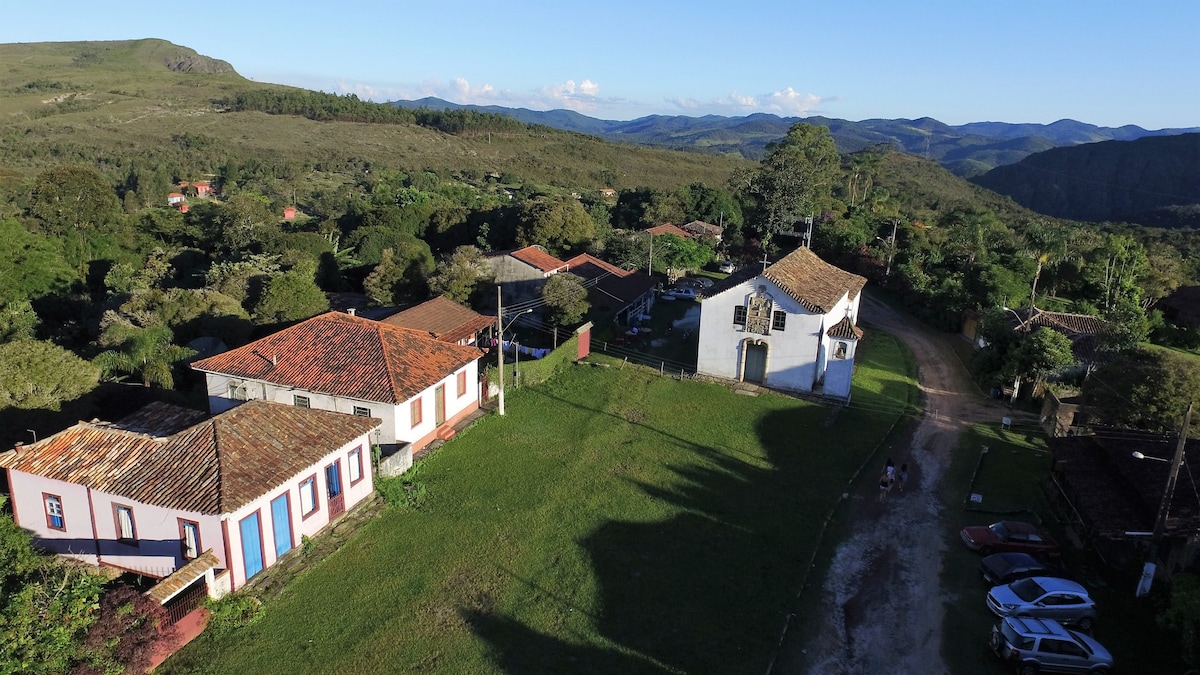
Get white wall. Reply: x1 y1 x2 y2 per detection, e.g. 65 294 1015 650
696 277 858 397
222 432 375 590
8 470 97 564
202 359 479 448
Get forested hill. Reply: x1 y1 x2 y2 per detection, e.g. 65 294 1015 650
971 133 1200 228
391 97 1200 177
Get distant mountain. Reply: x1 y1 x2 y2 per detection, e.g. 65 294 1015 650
971 133 1200 226
390 98 1200 176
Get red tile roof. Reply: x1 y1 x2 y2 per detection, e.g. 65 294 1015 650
1008 307 1108 336
381 296 495 344
192 312 483 404
647 223 692 239
762 247 867 314
508 245 569 274
564 253 633 279
681 220 724 238
0 401 379 515
826 316 864 340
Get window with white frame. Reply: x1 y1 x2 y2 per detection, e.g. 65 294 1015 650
44 494 65 531
348 446 363 485
733 305 747 326
772 310 787 332
299 476 318 517
835 341 848 359
180 520 201 559
353 406 371 417
228 382 247 400
293 395 310 408
114 504 137 544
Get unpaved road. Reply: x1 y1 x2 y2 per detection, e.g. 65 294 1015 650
777 295 1028 674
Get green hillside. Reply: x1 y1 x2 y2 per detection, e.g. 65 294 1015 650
0 38 748 208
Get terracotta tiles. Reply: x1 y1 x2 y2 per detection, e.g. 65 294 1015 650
0 400 380 515
762 246 867 314
381 296 494 344
192 312 484 404
647 223 692 239
826 316 864 340
509 245 569 273
565 253 633 279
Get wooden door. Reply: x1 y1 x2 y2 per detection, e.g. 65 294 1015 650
435 384 446 425
744 343 767 383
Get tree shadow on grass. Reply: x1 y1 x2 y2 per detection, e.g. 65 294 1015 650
470 386 822 674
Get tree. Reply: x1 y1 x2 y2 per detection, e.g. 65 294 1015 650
1159 573 1200 669
251 271 329 325
209 192 279 254
28 166 122 272
93 324 196 388
541 273 589 326
71 586 173 675
362 241 435 306
1082 348 1200 435
516 197 595 255
0 340 99 410
745 123 841 241
652 234 714 280
0 300 40 343
0 219 78 306
681 182 743 228
1006 327 1075 401
428 246 493 304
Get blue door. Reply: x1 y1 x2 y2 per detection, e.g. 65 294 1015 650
240 512 264 580
271 495 293 558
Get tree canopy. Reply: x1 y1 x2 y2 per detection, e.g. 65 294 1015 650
741 123 840 240
517 197 595 255
0 339 99 410
541 273 590 327
1083 347 1200 435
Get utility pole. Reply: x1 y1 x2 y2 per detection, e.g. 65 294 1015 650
1137 401 1192 597
497 286 505 416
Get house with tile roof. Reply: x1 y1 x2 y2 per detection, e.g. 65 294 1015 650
0 400 380 594
564 253 657 327
680 220 724 241
485 245 570 306
696 247 867 400
646 223 692 239
380 295 495 346
191 311 484 457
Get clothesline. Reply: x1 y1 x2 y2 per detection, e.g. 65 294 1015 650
485 338 552 360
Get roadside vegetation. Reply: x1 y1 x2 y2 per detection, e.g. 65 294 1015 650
162 333 916 674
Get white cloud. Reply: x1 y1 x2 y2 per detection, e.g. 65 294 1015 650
666 87 825 117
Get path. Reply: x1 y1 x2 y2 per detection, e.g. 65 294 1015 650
778 295 1025 674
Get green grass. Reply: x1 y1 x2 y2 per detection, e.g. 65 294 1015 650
163 333 914 674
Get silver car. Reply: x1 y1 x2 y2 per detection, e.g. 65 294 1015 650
990 616 1113 674
986 577 1097 630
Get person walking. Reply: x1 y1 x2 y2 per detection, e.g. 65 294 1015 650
878 472 894 502
898 463 909 492
885 458 896 481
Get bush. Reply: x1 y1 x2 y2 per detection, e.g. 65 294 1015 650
205 594 264 636
376 475 428 511
1159 573 1200 667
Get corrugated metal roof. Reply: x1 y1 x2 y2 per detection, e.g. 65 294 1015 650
0 401 380 515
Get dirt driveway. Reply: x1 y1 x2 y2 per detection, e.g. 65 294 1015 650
777 295 1026 674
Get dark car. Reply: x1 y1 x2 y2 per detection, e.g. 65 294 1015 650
960 520 1060 558
981 552 1068 586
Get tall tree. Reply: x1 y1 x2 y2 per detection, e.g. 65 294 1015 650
745 123 841 241
516 197 595 254
0 339 99 410
28 166 122 272
541 273 590 327
251 271 330 325
428 246 493 305
1083 347 1200 435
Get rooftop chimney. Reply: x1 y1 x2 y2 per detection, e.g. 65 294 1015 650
348 308 357 317
13 442 22 455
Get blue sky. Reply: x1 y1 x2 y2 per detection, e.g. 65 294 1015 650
5 1 1198 128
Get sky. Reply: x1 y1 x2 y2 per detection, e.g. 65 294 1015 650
4 1 1199 129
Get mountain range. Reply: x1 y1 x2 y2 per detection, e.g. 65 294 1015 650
391 97 1200 178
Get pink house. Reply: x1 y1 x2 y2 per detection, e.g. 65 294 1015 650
0 400 380 596
283 206 297 220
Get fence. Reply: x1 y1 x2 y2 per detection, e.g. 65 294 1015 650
485 324 589 392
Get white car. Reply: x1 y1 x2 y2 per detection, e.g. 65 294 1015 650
661 287 696 301
986 577 1097 630
719 260 736 273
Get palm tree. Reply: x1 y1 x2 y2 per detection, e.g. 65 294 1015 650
93 325 196 388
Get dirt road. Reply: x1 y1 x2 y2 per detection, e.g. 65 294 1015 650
779 295 1019 674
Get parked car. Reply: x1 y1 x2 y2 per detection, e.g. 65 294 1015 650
661 287 696 301
986 577 1097 630
981 552 1069 586
676 277 713 290
719 260 736 273
990 616 1112 674
960 521 1060 558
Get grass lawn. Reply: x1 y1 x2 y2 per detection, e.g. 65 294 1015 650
940 425 1189 674
163 333 915 674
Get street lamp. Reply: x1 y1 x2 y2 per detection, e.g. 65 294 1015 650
496 285 532 416
1132 402 1192 597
